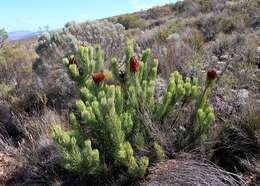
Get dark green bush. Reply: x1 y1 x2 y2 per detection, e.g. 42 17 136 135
147 5 174 19
117 14 145 29
157 21 180 41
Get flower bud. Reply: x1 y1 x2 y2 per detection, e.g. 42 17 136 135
130 56 140 73
92 72 106 84
98 91 106 100
167 78 176 94
80 87 94 101
205 106 214 115
92 101 102 120
192 77 199 86
206 112 215 123
81 110 92 122
116 144 126 161
69 56 78 67
76 100 86 113
63 58 69 66
69 64 79 78
92 149 100 162
177 84 185 97
207 69 217 81
184 82 191 96
191 85 199 98
85 140 92 151
198 108 206 122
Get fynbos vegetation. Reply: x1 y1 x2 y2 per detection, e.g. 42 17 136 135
0 0 259 185
52 39 216 179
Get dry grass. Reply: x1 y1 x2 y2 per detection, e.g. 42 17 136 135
0 108 68 185
0 38 37 105
0 153 20 183
141 154 246 186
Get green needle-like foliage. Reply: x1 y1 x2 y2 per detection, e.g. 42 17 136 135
52 39 216 179
52 125 101 175
153 142 165 160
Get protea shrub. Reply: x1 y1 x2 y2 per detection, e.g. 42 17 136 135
52 39 216 179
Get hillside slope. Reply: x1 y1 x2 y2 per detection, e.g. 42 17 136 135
0 0 260 185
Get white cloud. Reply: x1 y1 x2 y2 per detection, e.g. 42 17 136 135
130 0 171 11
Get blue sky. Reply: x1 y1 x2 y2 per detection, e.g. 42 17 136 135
0 0 177 32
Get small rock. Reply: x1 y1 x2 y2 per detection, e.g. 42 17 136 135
220 54 229 61
235 89 250 111
239 69 247 74
212 56 218 63
162 47 167 56
237 89 249 99
155 76 167 103
255 99 260 111
166 33 182 49
216 61 226 65
257 46 260 53
216 70 222 75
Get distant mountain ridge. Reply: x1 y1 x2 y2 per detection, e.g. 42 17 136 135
8 30 43 41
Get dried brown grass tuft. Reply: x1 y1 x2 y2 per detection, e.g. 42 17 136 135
141 154 246 186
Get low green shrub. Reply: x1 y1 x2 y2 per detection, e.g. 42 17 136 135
186 29 204 51
147 5 174 19
220 13 249 34
0 82 12 98
157 22 180 41
117 14 145 30
220 17 236 34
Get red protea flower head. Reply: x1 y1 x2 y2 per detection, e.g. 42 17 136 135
130 56 140 73
92 71 106 84
207 69 218 81
69 56 79 68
